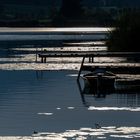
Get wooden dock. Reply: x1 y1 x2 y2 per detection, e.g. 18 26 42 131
37 51 140 79
38 51 140 63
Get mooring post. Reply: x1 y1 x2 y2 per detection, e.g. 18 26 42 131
35 47 38 62
88 55 94 63
97 74 102 96
77 56 85 81
89 57 91 63
44 57 46 63
92 57 94 63
41 57 43 63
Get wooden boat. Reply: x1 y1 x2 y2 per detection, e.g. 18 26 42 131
82 70 140 95
82 70 116 96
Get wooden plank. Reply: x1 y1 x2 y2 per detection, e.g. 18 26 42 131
77 56 86 80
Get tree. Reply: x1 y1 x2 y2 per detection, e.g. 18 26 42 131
0 5 4 18
60 0 83 18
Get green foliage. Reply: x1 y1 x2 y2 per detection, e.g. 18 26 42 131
107 10 140 52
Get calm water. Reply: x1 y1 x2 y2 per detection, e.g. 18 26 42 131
0 27 140 139
0 71 140 136
0 27 109 41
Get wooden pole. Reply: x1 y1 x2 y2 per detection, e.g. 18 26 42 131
35 47 38 62
77 56 85 81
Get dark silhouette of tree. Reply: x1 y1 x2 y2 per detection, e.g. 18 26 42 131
60 0 83 18
0 5 4 17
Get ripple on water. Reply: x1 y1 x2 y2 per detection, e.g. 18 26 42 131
1 126 138 140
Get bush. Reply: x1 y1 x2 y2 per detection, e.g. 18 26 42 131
106 10 140 52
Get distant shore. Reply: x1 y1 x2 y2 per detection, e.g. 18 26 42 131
0 19 114 28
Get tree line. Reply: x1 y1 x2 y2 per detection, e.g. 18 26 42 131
0 0 140 27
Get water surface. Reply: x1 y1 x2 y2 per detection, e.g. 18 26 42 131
0 70 140 139
0 27 140 140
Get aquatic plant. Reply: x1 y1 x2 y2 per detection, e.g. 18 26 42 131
107 10 140 52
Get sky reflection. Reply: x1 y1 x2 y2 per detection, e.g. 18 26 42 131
34 126 140 140
88 106 140 112
0 27 112 33
0 28 140 138
1 126 139 140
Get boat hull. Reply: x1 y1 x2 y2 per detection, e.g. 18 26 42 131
82 72 116 96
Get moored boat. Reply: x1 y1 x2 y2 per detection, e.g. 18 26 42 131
82 71 140 95
82 70 116 96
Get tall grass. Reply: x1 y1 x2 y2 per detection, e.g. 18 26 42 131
107 10 140 52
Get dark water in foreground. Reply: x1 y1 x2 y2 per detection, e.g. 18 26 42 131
0 70 140 139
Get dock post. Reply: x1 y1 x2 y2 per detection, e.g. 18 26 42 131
41 57 43 63
35 47 38 62
89 57 91 63
97 74 102 96
44 57 46 63
89 56 94 63
92 57 94 63
77 56 85 81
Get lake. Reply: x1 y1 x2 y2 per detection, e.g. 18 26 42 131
0 27 140 140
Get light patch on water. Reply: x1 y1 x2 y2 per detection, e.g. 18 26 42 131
47 27 112 33
102 126 116 129
0 63 81 70
13 46 107 52
63 41 105 46
37 126 140 139
116 127 140 134
67 107 75 110
97 136 106 139
67 74 78 77
37 112 53 116
1 45 140 71
88 106 140 112
110 134 134 138
0 126 140 140
1 45 108 71
0 34 106 41
0 27 112 33
1 59 140 71
42 46 107 51
56 107 61 110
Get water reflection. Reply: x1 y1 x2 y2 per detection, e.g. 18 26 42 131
0 27 111 33
77 78 140 107
0 27 139 138
36 70 44 80
0 42 108 70
31 126 140 140
0 70 140 137
0 126 140 139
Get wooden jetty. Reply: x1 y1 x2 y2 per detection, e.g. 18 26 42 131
38 51 140 63
37 51 140 78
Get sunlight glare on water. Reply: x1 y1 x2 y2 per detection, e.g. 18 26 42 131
0 27 113 33
0 126 140 140
88 106 140 112
0 27 140 139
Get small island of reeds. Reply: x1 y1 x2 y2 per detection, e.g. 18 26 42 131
107 10 140 52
